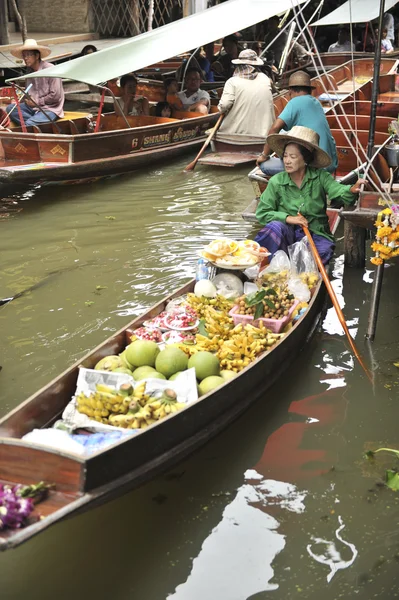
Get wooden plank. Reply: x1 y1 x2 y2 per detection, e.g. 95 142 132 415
198 152 259 166
0 442 84 493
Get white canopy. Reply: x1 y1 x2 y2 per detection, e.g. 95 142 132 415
9 0 306 86
312 0 398 26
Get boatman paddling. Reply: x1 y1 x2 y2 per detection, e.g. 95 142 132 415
6 39 65 127
215 49 275 146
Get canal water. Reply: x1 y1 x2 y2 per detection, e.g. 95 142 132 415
0 157 398 599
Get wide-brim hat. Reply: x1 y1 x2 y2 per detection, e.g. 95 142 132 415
231 49 264 66
267 125 332 169
288 70 315 89
11 38 51 59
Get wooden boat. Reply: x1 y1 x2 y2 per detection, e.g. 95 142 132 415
64 78 224 109
0 108 220 186
197 57 399 168
0 273 329 551
281 50 399 86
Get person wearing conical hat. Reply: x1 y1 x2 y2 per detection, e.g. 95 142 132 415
256 71 338 176
6 39 64 127
254 126 365 264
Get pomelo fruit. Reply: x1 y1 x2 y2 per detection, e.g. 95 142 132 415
119 349 134 370
148 371 166 380
112 367 134 377
94 355 123 371
132 366 157 379
125 340 160 368
187 351 220 381
155 347 188 378
220 370 236 381
169 371 184 381
198 376 225 396
133 366 166 381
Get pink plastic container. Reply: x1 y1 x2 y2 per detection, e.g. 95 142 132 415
229 300 299 333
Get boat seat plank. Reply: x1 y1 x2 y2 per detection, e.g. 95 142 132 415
378 91 399 102
198 152 260 167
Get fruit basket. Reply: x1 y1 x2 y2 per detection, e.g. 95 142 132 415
229 300 299 333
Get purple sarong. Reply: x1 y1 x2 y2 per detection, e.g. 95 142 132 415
255 221 335 265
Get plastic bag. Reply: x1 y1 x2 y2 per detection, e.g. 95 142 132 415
258 250 291 290
288 238 317 276
288 238 320 293
261 250 291 274
287 277 311 302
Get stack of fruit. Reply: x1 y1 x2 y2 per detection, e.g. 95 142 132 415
233 289 296 320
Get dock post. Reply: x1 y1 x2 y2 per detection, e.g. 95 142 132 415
344 220 366 268
366 264 384 341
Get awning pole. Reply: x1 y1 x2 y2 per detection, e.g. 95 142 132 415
365 0 385 342
366 0 385 160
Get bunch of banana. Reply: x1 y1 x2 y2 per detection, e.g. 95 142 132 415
76 381 142 424
216 323 283 372
109 388 186 429
185 293 233 318
76 382 132 423
202 306 233 339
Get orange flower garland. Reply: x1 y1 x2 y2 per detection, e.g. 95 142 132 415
370 207 399 266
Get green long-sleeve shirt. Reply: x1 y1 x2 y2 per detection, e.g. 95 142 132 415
255 167 357 241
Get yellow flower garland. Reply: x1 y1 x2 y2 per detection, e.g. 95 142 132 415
371 207 399 266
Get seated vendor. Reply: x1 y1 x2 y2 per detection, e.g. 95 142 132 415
255 126 365 265
114 74 149 117
177 68 210 115
6 39 64 127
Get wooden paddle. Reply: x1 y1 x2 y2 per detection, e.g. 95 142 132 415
183 113 224 172
299 220 372 383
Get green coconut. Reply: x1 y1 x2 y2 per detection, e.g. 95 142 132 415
119 349 134 370
155 347 188 378
220 370 237 381
112 367 134 377
94 355 123 371
187 351 220 381
132 366 158 380
198 376 225 396
125 340 160 368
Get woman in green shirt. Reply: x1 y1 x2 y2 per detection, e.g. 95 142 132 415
255 126 365 264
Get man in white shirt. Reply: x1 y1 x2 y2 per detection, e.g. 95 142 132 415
383 12 395 45
328 28 356 53
177 67 210 114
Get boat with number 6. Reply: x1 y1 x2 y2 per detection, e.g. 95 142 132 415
0 0 307 187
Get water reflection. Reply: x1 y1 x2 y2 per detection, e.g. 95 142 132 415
307 514 358 583
168 473 306 599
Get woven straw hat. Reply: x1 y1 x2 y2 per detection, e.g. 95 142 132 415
11 39 51 60
231 49 264 66
288 70 315 89
267 125 332 169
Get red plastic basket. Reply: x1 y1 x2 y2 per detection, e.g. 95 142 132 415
229 300 299 333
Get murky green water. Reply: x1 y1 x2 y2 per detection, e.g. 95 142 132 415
1 157 399 599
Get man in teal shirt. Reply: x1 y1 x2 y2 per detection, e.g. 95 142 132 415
257 71 338 175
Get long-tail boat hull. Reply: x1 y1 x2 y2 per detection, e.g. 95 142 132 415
0 111 219 186
0 274 328 550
